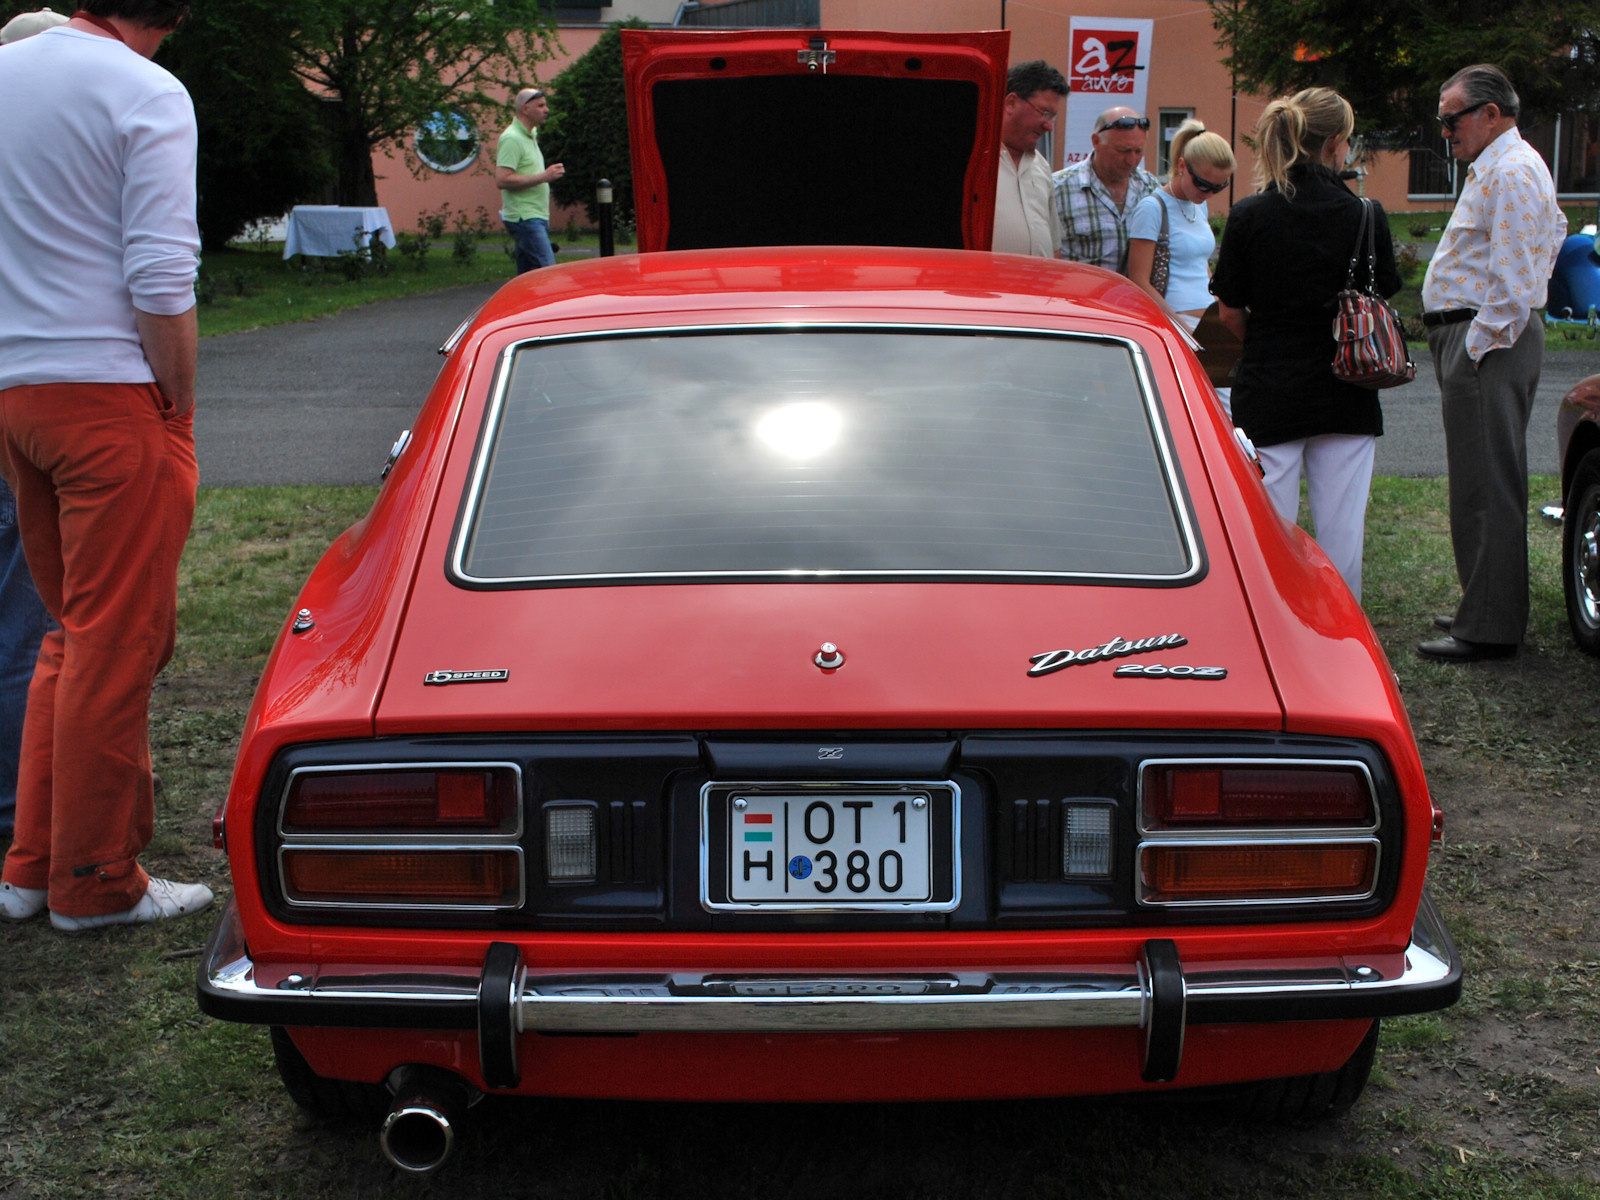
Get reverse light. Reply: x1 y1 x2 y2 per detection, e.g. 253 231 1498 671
281 848 522 907
1140 842 1378 904
1062 804 1113 877
283 767 517 831
1142 762 1374 830
545 804 597 882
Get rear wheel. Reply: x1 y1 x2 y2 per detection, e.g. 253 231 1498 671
1166 1019 1379 1121
1564 447 1600 655
269 1026 390 1127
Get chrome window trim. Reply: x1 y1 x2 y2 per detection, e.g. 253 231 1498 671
699 779 963 913
275 761 525 842
447 323 1204 588
1135 757 1381 838
1134 836 1382 909
276 843 527 912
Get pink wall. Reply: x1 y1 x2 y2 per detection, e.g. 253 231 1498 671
373 2 1453 228
374 27 605 236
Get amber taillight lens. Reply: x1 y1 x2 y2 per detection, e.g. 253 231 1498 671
1143 764 1373 830
283 769 514 831
282 849 521 906
1141 843 1377 903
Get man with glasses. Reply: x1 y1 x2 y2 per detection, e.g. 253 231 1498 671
497 87 566 274
1417 65 1565 662
993 60 1067 258
1051 106 1161 272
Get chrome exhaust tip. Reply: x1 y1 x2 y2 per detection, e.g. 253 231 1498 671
379 1068 472 1175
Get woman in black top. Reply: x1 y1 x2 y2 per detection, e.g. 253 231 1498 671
1211 87 1401 601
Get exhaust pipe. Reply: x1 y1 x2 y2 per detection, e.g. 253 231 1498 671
379 1067 474 1175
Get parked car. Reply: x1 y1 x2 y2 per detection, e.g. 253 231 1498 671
197 29 1460 1174
1557 372 1600 654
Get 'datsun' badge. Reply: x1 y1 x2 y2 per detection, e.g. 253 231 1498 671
1028 634 1187 677
423 668 510 686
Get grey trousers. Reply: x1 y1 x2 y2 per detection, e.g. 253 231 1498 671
1427 317 1544 644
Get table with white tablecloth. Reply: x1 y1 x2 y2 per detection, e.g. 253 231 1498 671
283 205 397 258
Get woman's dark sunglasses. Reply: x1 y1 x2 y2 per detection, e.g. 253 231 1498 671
1186 166 1230 194
1437 101 1487 132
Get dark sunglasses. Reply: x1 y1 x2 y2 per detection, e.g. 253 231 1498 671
1437 100 1487 132
1095 115 1150 132
1186 166 1230 194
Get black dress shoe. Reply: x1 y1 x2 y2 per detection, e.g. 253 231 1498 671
1432 615 1454 632
1417 636 1517 662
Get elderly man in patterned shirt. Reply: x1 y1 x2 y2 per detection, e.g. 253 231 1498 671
1417 65 1565 663
1051 106 1161 273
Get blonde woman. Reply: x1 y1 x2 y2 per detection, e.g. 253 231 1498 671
1210 88 1401 601
1126 120 1236 334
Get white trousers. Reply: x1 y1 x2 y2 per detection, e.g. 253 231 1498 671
1256 433 1376 601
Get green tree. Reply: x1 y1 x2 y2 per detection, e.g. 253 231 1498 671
282 0 559 207
157 1 334 250
1210 0 1600 141
543 18 646 227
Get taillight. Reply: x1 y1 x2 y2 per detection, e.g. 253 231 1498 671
1137 759 1381 908
281 848 521 906
283 767 516 831
1141 842 1377 903
1142 763 1373 829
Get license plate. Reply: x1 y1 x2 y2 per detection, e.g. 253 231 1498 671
729 792 932 903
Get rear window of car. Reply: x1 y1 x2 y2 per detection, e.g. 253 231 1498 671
452 329 1200 586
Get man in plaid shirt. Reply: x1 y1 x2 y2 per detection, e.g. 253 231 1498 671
1052 107 1161 273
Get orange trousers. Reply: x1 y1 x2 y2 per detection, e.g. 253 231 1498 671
0 382 196 917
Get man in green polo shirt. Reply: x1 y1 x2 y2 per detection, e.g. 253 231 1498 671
496 87 565 274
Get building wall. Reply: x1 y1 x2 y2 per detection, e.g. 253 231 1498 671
372 0 1473 234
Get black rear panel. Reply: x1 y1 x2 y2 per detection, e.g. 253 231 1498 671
253 732 1404 931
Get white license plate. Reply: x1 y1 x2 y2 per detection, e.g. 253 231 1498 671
729 792 932 903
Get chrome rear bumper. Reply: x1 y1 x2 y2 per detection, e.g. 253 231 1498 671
199 891 1460 1088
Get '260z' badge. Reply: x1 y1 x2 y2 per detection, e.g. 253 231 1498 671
1114 664 1227 680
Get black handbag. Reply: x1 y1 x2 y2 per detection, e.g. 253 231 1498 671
1331 198 1415 389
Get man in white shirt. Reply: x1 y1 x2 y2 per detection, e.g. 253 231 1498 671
0 1 214 930
1417 64 1566 662
993 60 1066 258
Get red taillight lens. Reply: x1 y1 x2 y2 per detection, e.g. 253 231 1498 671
283 769 513 830
1143 764 1373 829
282 849 521 905
1141 843 1376 903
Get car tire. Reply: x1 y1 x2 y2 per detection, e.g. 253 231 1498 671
1164 1018 1379 1121
269 1026 390 1127
1564 447 1600 655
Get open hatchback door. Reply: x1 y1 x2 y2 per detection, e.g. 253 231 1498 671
621 28 1008 253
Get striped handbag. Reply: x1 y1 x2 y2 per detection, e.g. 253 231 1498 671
1331 198 1415 389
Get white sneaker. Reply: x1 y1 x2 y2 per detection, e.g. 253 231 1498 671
49 877 214 933
0 882 47 921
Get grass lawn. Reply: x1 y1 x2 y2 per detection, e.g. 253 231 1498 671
195 229 628 338
1 479 1598 1197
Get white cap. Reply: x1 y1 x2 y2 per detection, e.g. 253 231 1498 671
0 9 69 44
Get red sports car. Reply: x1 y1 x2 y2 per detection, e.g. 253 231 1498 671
197 29 1459 1174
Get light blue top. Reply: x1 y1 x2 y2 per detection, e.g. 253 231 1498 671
1127 189 1215 312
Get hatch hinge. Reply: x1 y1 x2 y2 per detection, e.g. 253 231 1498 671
798 39 834 73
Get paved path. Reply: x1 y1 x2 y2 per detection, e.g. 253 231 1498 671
195 283 500 487
194 285 1600 486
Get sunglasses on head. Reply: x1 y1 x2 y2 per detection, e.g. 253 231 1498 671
1096 115 1150 132
1437 100 1487 132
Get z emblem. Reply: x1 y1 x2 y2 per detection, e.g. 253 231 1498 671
423 669 510 686
817 747 845 760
